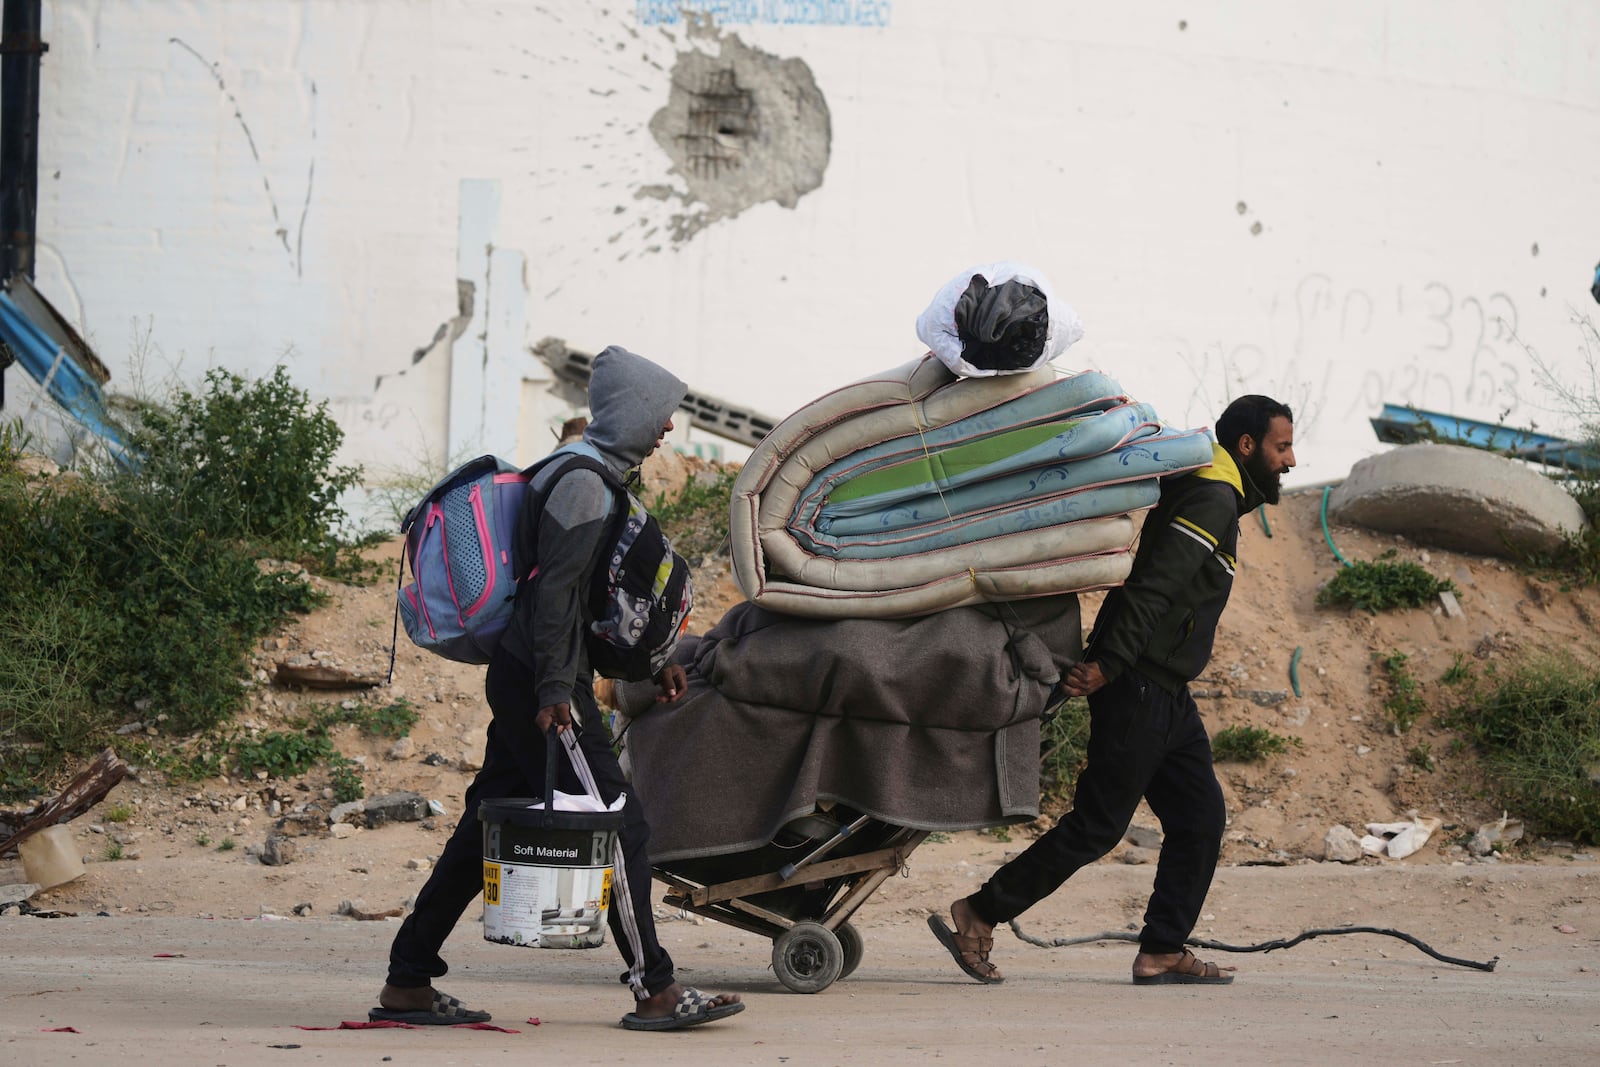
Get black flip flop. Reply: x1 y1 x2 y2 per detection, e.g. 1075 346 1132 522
619 986 745 1031
368 988 492 1025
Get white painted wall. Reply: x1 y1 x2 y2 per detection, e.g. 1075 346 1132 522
18 0 1600 523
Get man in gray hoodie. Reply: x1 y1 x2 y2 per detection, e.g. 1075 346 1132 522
373 346 744 1031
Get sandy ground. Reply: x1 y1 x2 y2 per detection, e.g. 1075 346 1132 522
4 850 1599 1066
6 454 1600 1063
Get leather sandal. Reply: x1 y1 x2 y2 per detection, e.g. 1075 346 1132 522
1132 948 1235 985
927 905 1004 984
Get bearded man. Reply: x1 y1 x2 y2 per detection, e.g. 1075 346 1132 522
930 394 1296 986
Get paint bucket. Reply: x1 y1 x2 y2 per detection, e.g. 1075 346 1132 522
19 823 86 890
478 731 625 949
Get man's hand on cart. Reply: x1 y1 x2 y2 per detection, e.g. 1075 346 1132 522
655 663 688 703
536 702 573 734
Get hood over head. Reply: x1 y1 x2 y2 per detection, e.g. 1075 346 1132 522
582 345 688 470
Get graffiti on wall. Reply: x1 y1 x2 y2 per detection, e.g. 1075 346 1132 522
1166 274 1529 443
636 1 892 27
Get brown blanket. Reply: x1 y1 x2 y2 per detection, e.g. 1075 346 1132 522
616 595 1081 863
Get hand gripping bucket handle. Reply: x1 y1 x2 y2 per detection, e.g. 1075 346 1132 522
478 726 627 949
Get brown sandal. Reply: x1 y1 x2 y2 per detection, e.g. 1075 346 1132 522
927 904 1004 984
1132 949 1235 985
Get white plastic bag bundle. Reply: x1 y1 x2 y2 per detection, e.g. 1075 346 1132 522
526 791 626 814
915 261 1084 378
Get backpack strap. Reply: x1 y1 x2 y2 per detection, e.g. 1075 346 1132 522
385 548 404 685
514 446 632 605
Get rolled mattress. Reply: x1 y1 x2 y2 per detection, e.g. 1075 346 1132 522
729 355 1212 618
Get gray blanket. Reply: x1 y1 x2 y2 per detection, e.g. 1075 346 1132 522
616 595 1081 863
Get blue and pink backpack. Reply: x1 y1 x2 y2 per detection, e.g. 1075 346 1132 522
394 444 693 681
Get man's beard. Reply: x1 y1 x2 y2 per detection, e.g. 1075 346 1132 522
1244 450 1282 505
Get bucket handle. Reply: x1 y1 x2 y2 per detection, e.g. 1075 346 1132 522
542 725 560 827
541 724 603 828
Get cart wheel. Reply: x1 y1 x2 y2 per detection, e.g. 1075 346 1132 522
771 921 844 993
836 920 865 979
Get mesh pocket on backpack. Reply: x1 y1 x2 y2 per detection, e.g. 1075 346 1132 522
442 484 489 609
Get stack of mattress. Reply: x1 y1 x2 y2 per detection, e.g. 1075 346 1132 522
730 355 1213 618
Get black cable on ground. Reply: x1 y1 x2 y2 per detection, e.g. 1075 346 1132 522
1008 920 1498 972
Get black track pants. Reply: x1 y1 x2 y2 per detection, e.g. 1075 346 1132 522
385 653 675 999
967 668 1225 955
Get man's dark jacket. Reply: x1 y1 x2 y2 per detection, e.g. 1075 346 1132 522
1085 443 1267 694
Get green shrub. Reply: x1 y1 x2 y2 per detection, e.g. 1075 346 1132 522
1039 696 1091 804
1316 551 1457 613
128 366 363 561
1448 653 1600 843
649 467 739 560
1211 725 1298 762
0 365 369 791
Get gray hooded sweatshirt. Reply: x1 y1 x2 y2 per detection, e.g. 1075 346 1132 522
499 345 687 710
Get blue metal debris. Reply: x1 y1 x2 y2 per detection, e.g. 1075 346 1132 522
0 276 133 467
1369 403 1598 476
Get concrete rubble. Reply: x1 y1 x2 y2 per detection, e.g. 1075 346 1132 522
1328 443 1589 558
1323 824 1363 863
1360 816 1443 859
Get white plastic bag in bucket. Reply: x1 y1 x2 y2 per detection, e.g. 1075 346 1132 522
479 730 626 949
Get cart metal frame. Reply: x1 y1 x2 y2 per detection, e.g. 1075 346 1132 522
654 813 930 993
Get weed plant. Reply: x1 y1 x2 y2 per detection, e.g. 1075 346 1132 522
329 756 365 804
1441 653 1473 686
0 366 371 800
1317 550 1457 613
1524 475 1600 587
361 699 419 740
1519 313 1600 586
232 729 336 779
1446 652 1600 842
1211 725 1299 762
1380 650 1427 734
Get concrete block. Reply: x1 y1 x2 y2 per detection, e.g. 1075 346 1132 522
1327 443 1589 558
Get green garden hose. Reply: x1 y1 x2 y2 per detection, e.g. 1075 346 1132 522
1257 504 1272 537
1320 485 1351 567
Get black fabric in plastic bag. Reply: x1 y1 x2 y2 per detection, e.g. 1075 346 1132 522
953 275 1050 372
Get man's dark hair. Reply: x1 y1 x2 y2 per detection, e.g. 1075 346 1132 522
1215 395 1292 455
